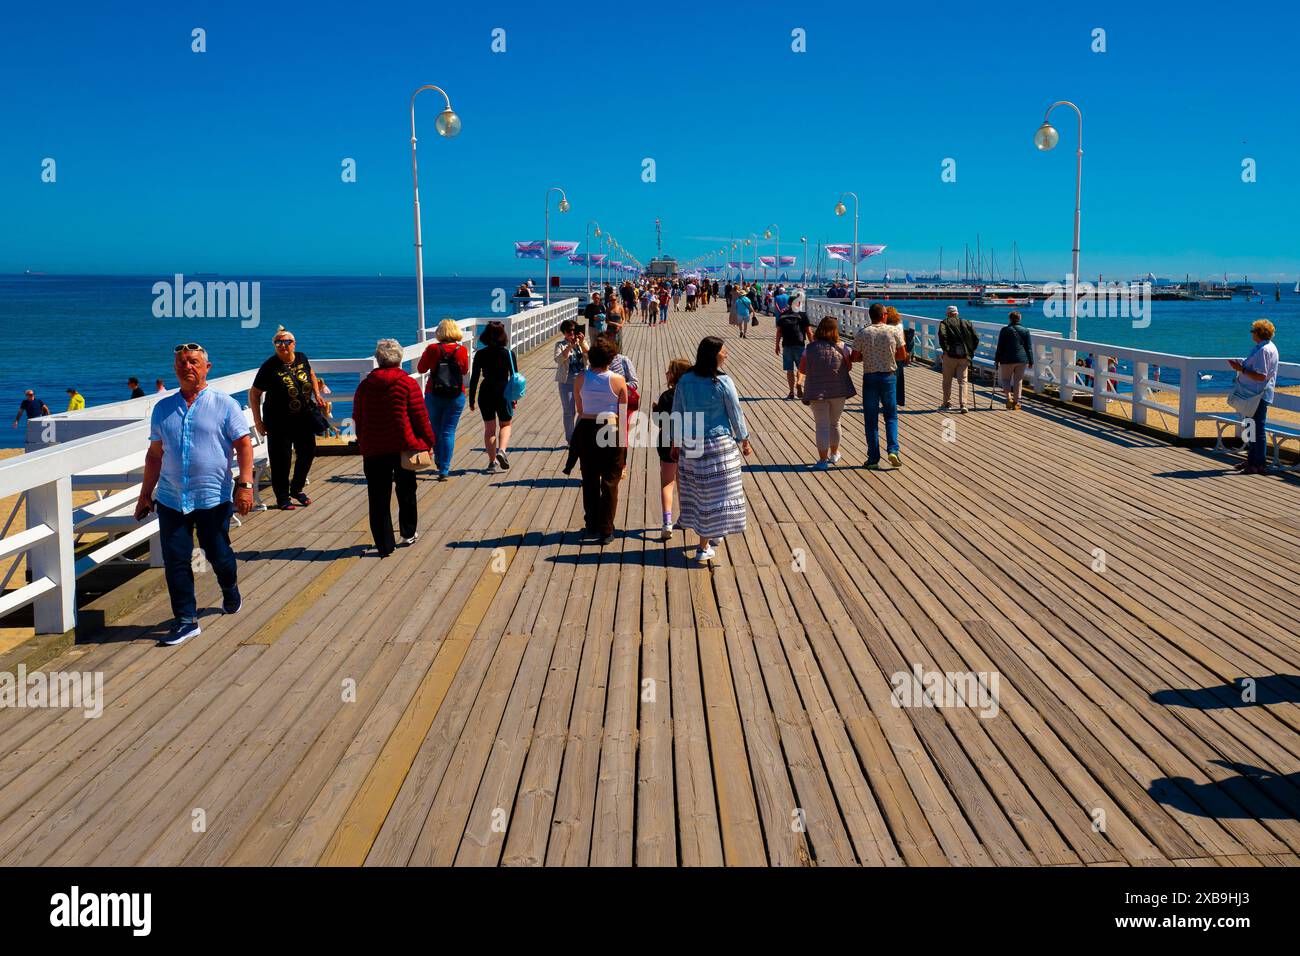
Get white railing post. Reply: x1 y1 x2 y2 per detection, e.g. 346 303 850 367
1177 359 1200 440
1092 351 1108 413
1131 360 1148 426
1058 347 1073 402
28 476 76 635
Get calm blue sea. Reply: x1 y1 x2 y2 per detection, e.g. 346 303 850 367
1 274 1296 448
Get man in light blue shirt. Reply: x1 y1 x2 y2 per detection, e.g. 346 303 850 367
134 344 255 645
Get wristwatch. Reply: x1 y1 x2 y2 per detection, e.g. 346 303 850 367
236 481 255 490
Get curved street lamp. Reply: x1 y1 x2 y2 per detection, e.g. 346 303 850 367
835 191 859 301
410 84 460 343
800 236 808 284
544 186 570 304
1035 100 1084 339
764 224 781 282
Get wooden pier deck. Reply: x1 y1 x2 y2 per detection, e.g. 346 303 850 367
2 300 1299 867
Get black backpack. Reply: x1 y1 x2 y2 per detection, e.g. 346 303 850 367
430 346 463 397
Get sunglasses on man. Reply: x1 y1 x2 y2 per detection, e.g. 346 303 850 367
173 343 205 353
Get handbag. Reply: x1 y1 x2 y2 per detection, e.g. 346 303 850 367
506 349 527 402
401 449 433 471
307 393 331 436
626 384 641 412
1226 376 1263 419
750 315 759 327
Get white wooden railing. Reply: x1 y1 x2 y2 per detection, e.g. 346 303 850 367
0 301 579 637
807 297 1300 439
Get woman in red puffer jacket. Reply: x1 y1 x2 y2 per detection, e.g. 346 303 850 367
352 338 436 556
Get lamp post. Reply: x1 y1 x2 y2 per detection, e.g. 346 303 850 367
800 236 808 284
544 186 570 305
584 220 601 295
1034 100 1083 340
765 224 780 283
747 234 759 284
834 191 859 302
409 84 461 343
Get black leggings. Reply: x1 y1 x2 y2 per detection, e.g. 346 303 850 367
267 416 317 504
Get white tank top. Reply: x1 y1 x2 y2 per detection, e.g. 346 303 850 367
580 369 619 416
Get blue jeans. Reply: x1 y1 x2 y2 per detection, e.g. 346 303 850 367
1248 397 1269 467
425 391 466 476
862 372 899 463
557 382 578 441
157 501 238 624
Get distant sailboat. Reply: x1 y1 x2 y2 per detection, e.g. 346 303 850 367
1294 276 1299 294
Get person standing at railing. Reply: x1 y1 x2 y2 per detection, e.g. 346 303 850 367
417 319 471 482
937 305 978 414
249 327 323 510
1227 319 1279 475
468 320 517 475
134 344 254 647
994 311 1034 410
12 389 49 428
851 303 907 469
65 388 85 412
353 339 436 555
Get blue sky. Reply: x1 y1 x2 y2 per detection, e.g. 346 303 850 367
2 0 1296 281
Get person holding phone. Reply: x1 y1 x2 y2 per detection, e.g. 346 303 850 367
554 319 588 442
134 344 254 646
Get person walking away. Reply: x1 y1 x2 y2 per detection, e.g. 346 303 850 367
66 388 85 412
654 358 693 539
800 317 855 468
937 305 979 413
552 319 588 444
731 287 753 338
671 336 752 562
572 338 628 546
250 326 323 509
685 279 698 311
775 304 812 399
353 339 436 555
1228 319 1280 474
885 307 914 407
657 285 670 324
133 344 254 646
417 318 471 480
994 311 1034 410
851 303 907 469
13 390 49 429
468 320 517 474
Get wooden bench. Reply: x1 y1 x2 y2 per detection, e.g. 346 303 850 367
1207 413 1300 469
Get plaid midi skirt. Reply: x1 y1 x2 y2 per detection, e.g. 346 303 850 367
677 434 747 539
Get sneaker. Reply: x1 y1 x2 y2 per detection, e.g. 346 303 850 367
887 452 903 468
485 462 498 475
497 452 511 470
786 391 795 401
828 452 842 465
813 459 830 471
1005 397 1014 410
161 620 201 646
959 407 969 415
398 532 419 547
660 523 673 541
940 402 952 410
291 493 311 506
277 500 298 511
437 472 449 482
222 587 243 615
865 461 882 470
696 545 715 562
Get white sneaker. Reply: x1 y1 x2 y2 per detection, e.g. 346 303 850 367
399 532 419 547
661 523 673 541
696 545 715 562
828 452 842 465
